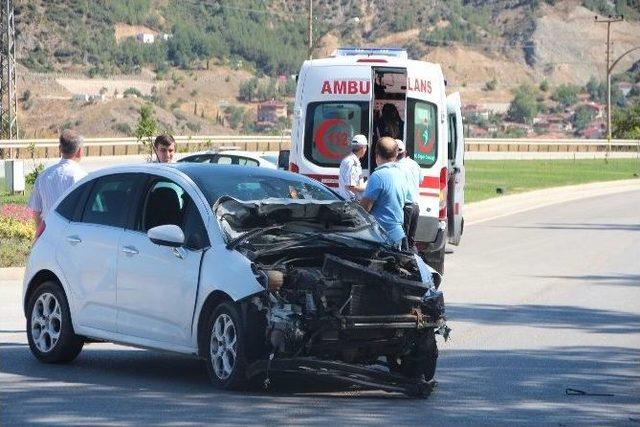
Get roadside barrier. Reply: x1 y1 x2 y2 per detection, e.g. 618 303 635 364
0 136 638 159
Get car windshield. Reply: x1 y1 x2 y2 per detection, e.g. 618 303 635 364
192 172 338 204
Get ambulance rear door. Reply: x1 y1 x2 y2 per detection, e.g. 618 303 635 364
446 92 465 245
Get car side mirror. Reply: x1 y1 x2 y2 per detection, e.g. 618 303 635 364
278 150 290 170
147 224 185 247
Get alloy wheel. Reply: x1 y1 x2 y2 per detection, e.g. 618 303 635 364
31 293 62 353
209 313 237 380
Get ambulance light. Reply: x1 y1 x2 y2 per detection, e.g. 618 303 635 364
334 47 408 59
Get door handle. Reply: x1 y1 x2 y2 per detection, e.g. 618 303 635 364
121 246 139 255
66 235 82 244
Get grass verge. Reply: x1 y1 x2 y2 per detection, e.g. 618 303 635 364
464 158 640 203
0 237 32 268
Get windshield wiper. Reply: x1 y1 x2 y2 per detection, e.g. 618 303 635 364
226 225 284 250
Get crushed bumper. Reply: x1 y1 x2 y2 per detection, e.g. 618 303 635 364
246 357 437 397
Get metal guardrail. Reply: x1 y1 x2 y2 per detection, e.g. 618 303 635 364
0 135 288 149
0 136 638 157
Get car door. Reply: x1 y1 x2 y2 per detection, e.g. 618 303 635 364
116 174 209 346
57 173 140 333
446 92 465 246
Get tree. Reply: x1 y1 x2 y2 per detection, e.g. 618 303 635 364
552 84 580 107
134 104 158 160
571 105 596 133
238 78 258 102
612 101 640 139
508 85 539 124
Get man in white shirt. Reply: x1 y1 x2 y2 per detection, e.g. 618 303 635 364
396 139 421 253
28 130 87 230
338 134 368 200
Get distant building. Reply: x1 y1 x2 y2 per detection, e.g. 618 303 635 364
579 124 605 139
617 82 634 97
136 33 155 44
161 33 173 41
257 101 287 128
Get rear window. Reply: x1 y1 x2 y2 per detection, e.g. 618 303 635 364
407 99 438 167
304 101 369 168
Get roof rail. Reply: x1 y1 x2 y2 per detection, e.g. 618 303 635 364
333 47 408 59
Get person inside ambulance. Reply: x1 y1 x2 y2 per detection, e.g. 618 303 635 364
375 103 404 140
338 134 368 200
396 139 421 253
360 137 409 249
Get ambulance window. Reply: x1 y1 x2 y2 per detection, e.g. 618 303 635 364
304 102 369 168
448 113 457 160
407 99 437 167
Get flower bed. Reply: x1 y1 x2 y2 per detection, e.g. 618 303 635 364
1 203 34 266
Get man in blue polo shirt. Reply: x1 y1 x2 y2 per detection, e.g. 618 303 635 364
360 136 408 248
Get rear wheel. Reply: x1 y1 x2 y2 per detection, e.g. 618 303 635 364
423 246 445 275
26 281 84 363
204 302 248 390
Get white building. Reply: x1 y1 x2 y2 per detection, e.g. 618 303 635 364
136 33 155 44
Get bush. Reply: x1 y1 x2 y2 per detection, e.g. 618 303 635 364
123 87 143 98
508 85 539 124
113 122 133 135
552 84 580 107
25 164 45 186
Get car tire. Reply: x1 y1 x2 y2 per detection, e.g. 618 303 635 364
392 329 438 382
419 329 438 381
26 280 84 363
204 302 248 390
423 246 445 276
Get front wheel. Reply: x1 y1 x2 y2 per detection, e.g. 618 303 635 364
26 281 84 363
389 330 438 382
204 302 248 390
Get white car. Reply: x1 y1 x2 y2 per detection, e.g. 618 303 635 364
177 150 278 169
23 163 448 396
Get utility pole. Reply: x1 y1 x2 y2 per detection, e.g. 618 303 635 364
595 14 623 161
0 0 17 158
308 0 313 60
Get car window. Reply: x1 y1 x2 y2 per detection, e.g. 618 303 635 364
141 180 185 232
56 181 91 221
237 157 259 167
215 156 233 165
304 101 369 168
81 174 137 227
182 198 209 250
140 178 209 250
407 99 438 167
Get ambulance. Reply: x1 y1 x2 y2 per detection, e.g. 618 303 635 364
285 48 465 274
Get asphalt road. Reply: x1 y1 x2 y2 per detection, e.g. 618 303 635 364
1 190 639 425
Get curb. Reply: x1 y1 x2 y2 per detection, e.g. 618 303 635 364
465 178 640 225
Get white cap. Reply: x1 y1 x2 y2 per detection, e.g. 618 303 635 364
395 139 406 153
350 134 368 148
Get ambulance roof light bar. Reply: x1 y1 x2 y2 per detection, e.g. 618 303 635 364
333 47 408 60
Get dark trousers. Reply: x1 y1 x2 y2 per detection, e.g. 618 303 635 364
403 202 420 253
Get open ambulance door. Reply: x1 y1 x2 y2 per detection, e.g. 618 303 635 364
446 92 465 246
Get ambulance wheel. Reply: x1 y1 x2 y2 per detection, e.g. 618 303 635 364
423 247 444 276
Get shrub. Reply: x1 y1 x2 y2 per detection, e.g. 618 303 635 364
25 164 45 186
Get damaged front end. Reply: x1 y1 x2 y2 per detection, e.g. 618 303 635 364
216 197 450 396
